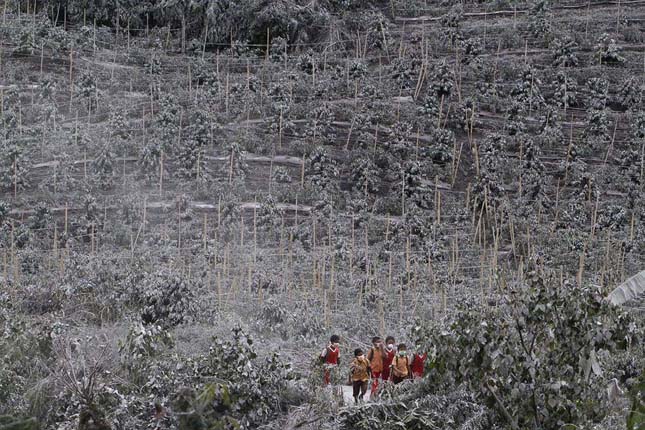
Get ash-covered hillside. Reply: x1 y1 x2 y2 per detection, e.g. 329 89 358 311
0 1 643 429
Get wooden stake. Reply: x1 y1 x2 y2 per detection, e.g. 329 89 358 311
240 211 244 247
301 153 306 188
203 213 208 251
69 48 74 108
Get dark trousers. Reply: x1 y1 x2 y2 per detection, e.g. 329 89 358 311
392 375 408 384
352 380 368 401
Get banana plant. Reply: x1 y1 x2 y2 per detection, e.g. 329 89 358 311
607 270 645 306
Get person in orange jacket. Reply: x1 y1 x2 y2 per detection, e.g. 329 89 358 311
350 348 371 403
390 343 413 384
367 336 386 396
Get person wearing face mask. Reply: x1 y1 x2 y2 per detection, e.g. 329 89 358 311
411 344 428 379
320 334 341 385
390 343 413 384
350 348 371 403
381 336 397 382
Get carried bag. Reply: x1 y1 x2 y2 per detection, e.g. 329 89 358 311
319 347 328 364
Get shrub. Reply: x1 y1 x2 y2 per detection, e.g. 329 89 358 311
551 37 578 67
176 327 299 429
118 322 173 385
0 300 52 413
617 77 643 111
135 268 196 328
339 386 490 430
595 33 625 65
415 273 640 430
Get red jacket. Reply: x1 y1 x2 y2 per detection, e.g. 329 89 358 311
411 353 427 376
384 348 396 368
323 346 340 365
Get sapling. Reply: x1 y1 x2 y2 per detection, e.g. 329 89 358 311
595 33 625 65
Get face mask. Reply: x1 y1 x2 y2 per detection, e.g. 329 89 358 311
399 351 407 356
387 344 394 350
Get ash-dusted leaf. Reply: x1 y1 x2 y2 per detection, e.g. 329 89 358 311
607 270 645 306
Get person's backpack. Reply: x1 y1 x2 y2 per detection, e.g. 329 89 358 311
319 347 328 364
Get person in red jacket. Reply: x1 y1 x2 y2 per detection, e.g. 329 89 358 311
411 347 427 379
381 336 397 382
320 334 341 385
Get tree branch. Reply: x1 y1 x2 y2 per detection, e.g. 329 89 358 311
484 382 519 430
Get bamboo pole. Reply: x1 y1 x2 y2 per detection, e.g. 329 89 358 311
364 218 370 297
563 117 574 185
64 203 68 235
11 222 18 283
69 48 73 109
217 195 222 241
228 146 234 185
577 244 586 286
253 198 258 300
435 176 441 224
349 214 355 302
217 268 223 313
590 194 600 242
301 153 306 188
225 72 230 113
239 211 244 247
203 213 208 252
159 150 164 195
552 179 561 234
178 209 182 257
388 249 393 295
13 159 17 199
2 251 7 283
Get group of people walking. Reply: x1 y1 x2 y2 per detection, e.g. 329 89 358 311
319 335 427 403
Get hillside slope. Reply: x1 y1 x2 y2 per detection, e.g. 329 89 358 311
0 0 643 429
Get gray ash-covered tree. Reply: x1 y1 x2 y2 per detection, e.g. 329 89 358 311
471 133 508 211
617 76 643 111
511 65 544 113
551 36 578 68
350 156 380 196
518 135 548 209
176 109 211 181
551 71 578 110
595 32 625 65
0 141 31 194
91 142 116 190
306 146 339 214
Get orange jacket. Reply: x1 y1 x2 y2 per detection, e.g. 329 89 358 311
367 346 385 373
350 357 371 382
